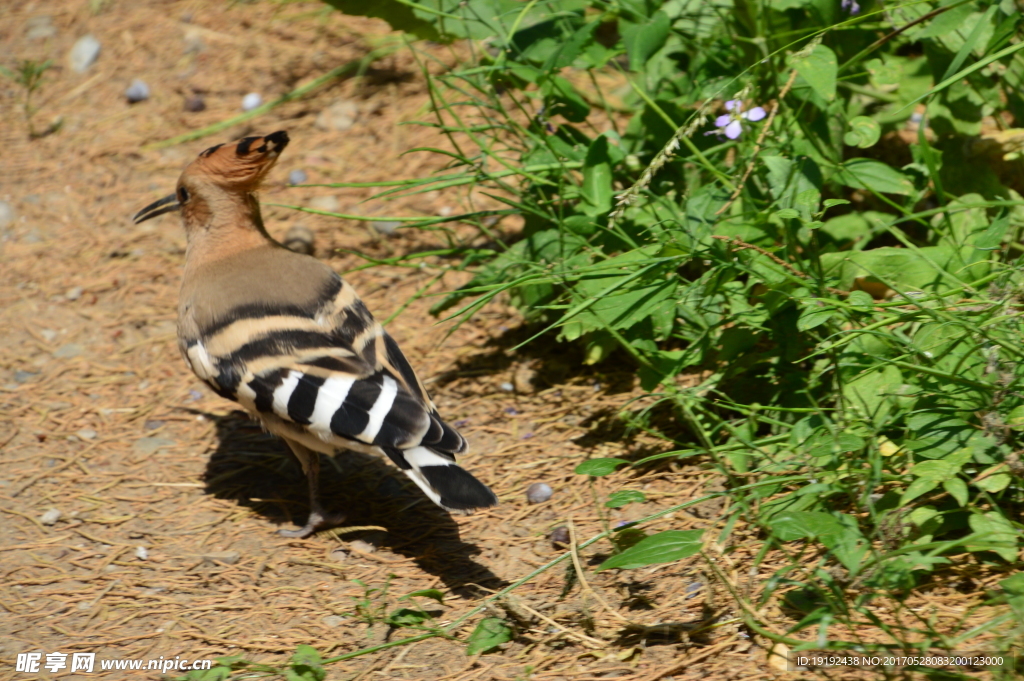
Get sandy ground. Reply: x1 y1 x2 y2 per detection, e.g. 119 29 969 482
0 2 1011 680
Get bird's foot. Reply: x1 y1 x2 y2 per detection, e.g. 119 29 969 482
277 510 347 538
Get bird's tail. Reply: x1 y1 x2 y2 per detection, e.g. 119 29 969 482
395 446 497 511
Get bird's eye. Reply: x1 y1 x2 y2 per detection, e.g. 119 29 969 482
178 187 190 203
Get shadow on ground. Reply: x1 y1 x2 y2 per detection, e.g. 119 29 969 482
198 410 504 597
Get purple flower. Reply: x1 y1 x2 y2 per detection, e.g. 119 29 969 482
711 99 766 140
841 0 861 14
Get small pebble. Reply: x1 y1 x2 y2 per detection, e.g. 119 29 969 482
0 201 15 229
499 382 514 392
503 406 518 416
69 34 101 72
550 526 570 547
53 343 84 358
184 95 206 112
308 195 340 213
40 329 56 342
453 418 470 428
526 482 552 504
201 550 241 565
322 615 345 627
26 16 57 41
14 370 38 383
133 436 175 455
125 79 150 103
685 582 702 598
288 169 308 185
329 547 349 562
371 220 402 236
283 225 315 255
315 98 358 131
66 286 83 301
40 508 61 525
348 539 376 554
135 546 149 560
188 389 203 401
241 92 262 111
143 420 164 431
76 428 97 440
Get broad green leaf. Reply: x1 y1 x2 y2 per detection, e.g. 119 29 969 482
967 512 1019 561
797 305 835 331
619 11 670 71
944 478 968 506
976 473 1011 493
542 20 599 71
911 459 960 481
769 511 866 572
835 158 914 195
844 116 881 148
403 589 445 604
1007 405 1024 430
842 365 902 427
285 644 325 681
792 44 837 101
900 478 939 506
386 607 431 627
465 617 512 655
575 458 628 476
596 529 704 571
775 208 800 219
973 216 1009 250
605 490 647 508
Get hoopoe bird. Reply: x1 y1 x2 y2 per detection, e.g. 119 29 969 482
133 131 497 537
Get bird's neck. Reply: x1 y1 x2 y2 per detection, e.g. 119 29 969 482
183 192 276 267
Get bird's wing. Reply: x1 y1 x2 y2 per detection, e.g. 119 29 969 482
179 255 466 458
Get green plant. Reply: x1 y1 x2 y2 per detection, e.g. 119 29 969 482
309 0 1024 664
1 59 57 139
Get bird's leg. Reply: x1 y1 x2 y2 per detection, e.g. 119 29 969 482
278 439 346 538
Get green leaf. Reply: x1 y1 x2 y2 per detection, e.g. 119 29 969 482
775 208 800 219
541 75 589 122
581 135 613 214
966 512 1019 561
575 458 628 476
976 473 1011 493
792 44 837 102
285 645 325 681
619 11 670 71
1006 405 1024 430
605 490 647 508
911 459 961 481
797 305 836 331
943 478 968 506
542 20 599 71
403 589 445 604
835 158 914 195
596 530 704 571
322 0 441 40
900 478 939 506
844 116 881 149
386 607 431 627
973 216 1009 250
466 617 512 655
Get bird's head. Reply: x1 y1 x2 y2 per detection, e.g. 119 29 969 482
133 130 290 228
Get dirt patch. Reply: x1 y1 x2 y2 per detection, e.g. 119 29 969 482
0 2 1007 680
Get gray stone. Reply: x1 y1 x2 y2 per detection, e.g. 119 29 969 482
283 225 315 255
125 79 150 103
0 201 15 229
69 35 101 73
184 95 205 112
371 220 402 236
39 508 61 525
315 99 358 132
132 436 175 455
308 195 339 213
499 382 514 392
201 550 241 565
65 286 83 301
288 169 307 185
135 546 149 560
76 428 97 440
14 370 38 383
241 92 262 111
53 343 83 358
26 16 57 41
322 614 346 627
526 482 552 504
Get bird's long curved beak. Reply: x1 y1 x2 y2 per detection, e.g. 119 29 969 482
133 193 180 224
